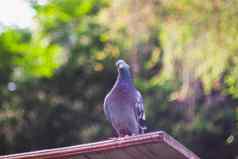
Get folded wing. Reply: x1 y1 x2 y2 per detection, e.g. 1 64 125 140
135 90 146 133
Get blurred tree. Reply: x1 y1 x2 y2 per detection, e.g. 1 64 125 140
0 0 113 154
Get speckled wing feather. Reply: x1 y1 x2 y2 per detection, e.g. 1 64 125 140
135 90 146 133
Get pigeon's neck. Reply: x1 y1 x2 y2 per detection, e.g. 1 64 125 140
117 68 133 85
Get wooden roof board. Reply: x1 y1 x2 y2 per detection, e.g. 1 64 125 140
0 131 200 159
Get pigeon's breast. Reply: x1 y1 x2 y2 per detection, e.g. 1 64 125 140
110 84 136 106
105 83 139 134
107 84 136 121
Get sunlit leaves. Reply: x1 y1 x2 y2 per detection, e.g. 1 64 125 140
14 37 62 79
157 0 238 97
0 29 62 80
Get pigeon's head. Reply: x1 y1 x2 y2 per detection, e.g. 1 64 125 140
116 59 132 80
116 59 130 70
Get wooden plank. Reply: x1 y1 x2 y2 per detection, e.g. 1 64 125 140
0 131 200 159
124 146 143 159
144 143 165 158
149 142 185 159
134 145 155 159
71 155 89 159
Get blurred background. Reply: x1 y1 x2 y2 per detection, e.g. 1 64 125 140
0 0 238 158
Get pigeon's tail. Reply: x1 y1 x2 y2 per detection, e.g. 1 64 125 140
139 119 147 134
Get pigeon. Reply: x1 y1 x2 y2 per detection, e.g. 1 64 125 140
104 59 146 137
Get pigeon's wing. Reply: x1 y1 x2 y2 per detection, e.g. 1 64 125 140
135 90 146 133
103 94 112 123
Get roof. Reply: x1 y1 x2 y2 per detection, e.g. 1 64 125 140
1 131 200 159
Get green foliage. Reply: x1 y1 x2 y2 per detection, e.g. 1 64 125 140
33 0 113 71
0 29 62 80
158 0 238 96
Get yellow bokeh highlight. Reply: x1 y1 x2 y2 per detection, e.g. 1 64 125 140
146 47 161 69
95 52 107 60
94 63 104 71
